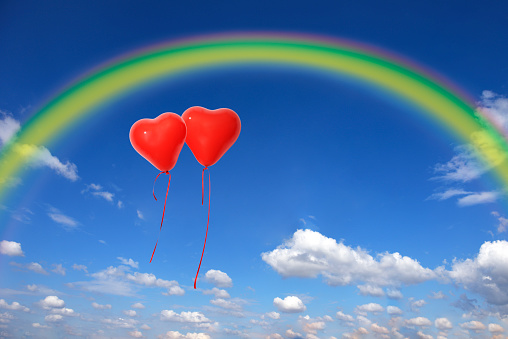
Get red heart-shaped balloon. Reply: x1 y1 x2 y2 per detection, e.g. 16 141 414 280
129 112 187 172
182 106 241 167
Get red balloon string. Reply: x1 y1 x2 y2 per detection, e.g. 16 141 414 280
150 171 171 263
194 167 210 289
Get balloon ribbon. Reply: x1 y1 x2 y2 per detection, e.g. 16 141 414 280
194 167 210 289
150 171 171 263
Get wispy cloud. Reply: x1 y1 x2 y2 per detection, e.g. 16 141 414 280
82 183 115 203
117 257 139 269
47 206 79 230
477 91 508 135
457 191 499 206
1 113 79 181
491 211 508 233
10 262 49 275
71 264 185 297
51 264 66 276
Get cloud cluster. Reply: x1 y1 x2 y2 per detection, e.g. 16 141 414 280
72 261 184 297
263 229 508 310
262 229 437 288
160 310 210 323
0 299 30 312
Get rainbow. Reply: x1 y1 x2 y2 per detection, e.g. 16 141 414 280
1 32 507 206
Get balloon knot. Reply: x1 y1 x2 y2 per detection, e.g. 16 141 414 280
165 171 169 174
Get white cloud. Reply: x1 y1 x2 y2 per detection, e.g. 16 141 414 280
416 331 433 339
428 188 499 207
126 272 184 295
51 264 66 276
435 317 453 330
273 296 306 313
118 257 139 269
431 145 486 183
32 323 50 329
45 314 63 322
405 317 432 327
386 289 403 299
261 229 437 287
0 112 21 145
74 265 184 297
92 302 112 310
10 262 49 275
371 323 389 334
477 91 508 134
427 188 471 201
457 191 499 206
140 324 151 330
123 310 137 317
202 287 230 299
160 310 210 323
488 323 505 333
285 329 303 338
410 299 427 312
266 311 280 320
128 330 143 338
265 334 283 339
39 296 65 309
137 210 144 220
0 240 24 257
210 298 242 311
303 321 325 334
92 191 114 202
204 269 232 288
101 317 138 329
47 207 78 230
429 291 447 299
357 284 384 297
131 303 145 309
51 307 77 317
72 264 88 273
163 285 185 296
336 311 354 322
387 306 403 315
449 240 508 305
356 303 384 314
16 143 79 181
118 201 124 209
158 331 211 339
492 211 508 233
0 299 30 312
460 320 486 332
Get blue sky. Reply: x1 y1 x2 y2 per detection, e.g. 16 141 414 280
1 1 508 338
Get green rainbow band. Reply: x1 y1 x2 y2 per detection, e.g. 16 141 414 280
1 34 507 205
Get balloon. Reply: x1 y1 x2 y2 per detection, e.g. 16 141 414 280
182 106 241 168
129 112 187 172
